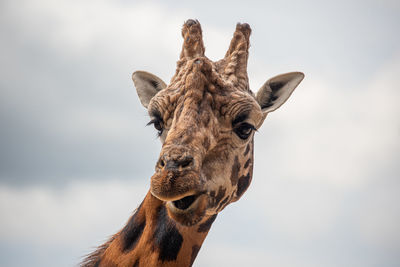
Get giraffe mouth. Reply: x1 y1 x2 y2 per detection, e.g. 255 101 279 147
172 194 198 210
165 194 208 226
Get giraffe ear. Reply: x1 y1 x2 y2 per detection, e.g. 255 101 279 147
132 71 167 108
256 72 304 114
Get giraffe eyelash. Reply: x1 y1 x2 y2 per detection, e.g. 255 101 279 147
233 122 256 140
147 118 164 137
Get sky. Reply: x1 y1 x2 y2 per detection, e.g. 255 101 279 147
0 0 399 266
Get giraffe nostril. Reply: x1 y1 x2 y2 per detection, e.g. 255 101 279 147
160 155 194 170
159 159 165 168
180 157 192 168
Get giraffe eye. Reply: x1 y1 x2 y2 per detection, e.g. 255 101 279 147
234 122 255 140
147 118 164 136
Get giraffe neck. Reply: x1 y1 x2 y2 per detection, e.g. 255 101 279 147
82 190 217 267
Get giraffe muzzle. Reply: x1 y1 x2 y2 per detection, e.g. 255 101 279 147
150 170 200 198
150 167 208 226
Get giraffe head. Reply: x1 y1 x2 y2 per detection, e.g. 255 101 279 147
132 20 303 226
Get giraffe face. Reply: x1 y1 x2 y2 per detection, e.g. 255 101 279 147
142 59 263 225
132 20 304 226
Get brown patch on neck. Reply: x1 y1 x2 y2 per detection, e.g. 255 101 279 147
153 205 183 262
121 203 146 252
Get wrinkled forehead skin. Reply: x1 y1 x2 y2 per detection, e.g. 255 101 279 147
149 57 262 139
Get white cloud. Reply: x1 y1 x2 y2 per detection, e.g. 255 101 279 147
0 180 148 246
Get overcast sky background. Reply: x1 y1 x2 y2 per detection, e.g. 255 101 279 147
0 0 399 266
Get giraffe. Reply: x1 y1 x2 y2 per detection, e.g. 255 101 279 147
81 19 304 267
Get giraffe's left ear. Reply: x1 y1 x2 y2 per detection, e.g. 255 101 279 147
132 71 167 108
256 72 304 115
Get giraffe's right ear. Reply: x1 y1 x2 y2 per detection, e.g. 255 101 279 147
132 71 167 108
